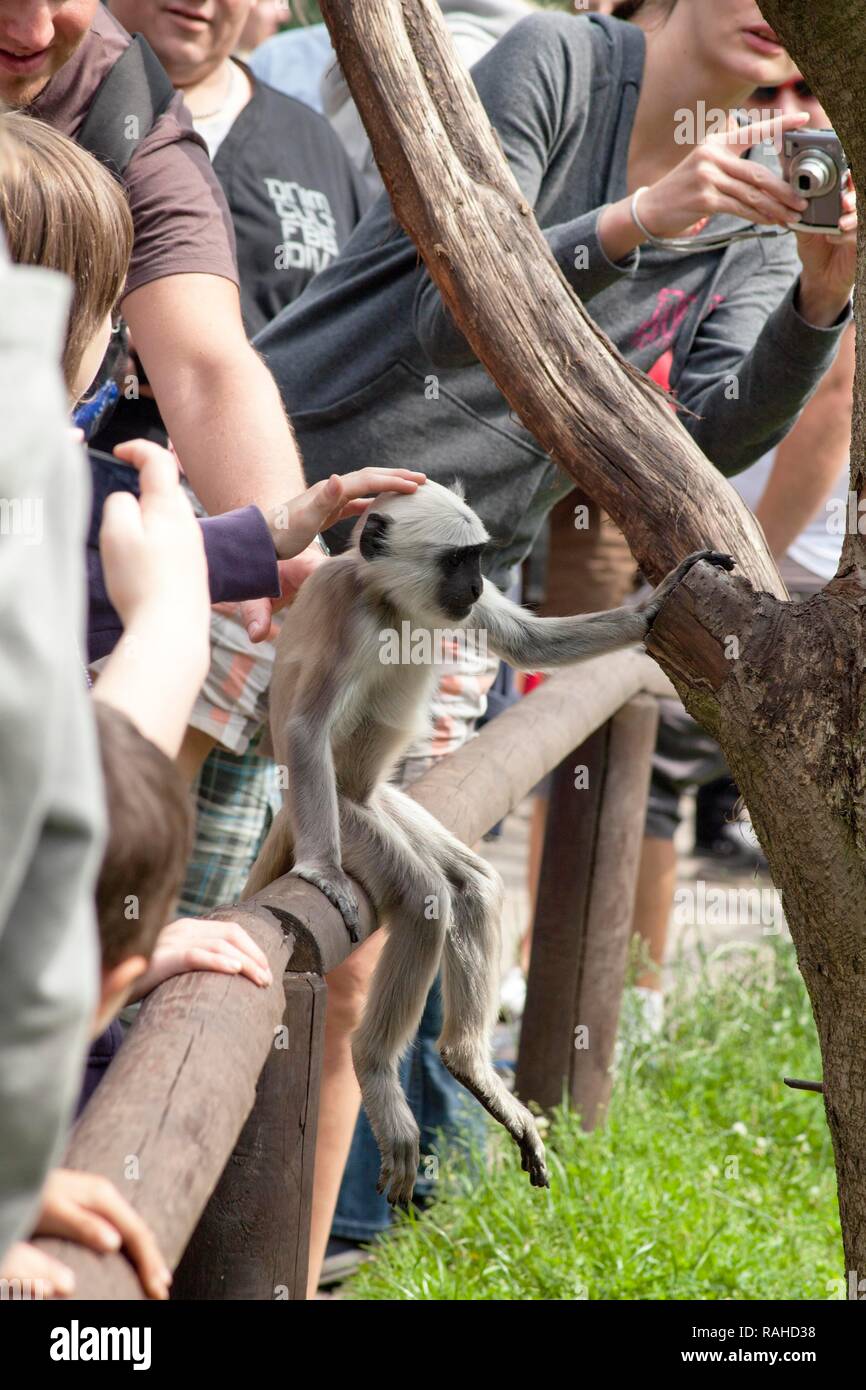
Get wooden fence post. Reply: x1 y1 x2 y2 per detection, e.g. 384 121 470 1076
171 971 327 1301
516 695 659 1128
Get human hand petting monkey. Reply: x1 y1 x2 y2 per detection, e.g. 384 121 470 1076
243 468 427 642
265 469 428 558
100 438 426 644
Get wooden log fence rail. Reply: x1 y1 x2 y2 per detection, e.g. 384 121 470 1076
35 648 675 1299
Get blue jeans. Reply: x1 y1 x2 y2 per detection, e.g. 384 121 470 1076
331 975 485 1242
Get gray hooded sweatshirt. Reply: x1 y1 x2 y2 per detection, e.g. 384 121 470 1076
257 12 849 586
0 257 102 1259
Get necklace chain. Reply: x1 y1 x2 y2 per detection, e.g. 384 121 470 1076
190 62 237 121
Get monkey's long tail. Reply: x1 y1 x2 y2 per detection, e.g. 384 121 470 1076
241 805 295 898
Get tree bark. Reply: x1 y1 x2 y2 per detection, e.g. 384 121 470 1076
758 0 866 574
318 0 866 1276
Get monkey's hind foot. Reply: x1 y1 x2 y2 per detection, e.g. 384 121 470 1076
440 1047 549 1191
518 1118 550 1190
291 863 361 942
376 1134 421 1207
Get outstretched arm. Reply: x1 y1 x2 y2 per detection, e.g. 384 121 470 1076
476 550 734 670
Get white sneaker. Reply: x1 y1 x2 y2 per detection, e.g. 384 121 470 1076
499 965 527 1021
613 986 665 1070
621 985 664 1042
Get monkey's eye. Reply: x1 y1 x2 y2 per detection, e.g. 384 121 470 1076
445 549 465 569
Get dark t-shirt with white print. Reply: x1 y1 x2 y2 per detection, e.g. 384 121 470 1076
93 67 370 450
213 70 371 338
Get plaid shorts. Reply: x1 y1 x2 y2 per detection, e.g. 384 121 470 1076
177 734 283 916
187 602 282 754
88 600 279 757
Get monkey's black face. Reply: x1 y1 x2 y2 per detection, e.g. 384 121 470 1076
436 544 484 620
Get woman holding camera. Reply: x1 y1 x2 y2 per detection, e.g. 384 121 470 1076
256 0 856 1291
261 0 855 591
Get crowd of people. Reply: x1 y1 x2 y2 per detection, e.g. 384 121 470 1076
0 0 855 1299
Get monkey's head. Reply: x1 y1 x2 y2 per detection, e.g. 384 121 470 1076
355 479 489 622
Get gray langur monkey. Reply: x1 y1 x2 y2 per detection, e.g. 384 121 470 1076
244 480 734 1203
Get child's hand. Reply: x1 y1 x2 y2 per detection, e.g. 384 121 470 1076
265 468 426 559
127 918 273 1001
242 468 425 641
0 1240 77 1299
33 1169 171 1300
99 439 210 662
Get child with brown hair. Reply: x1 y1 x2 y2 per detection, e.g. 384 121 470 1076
0 109 424 1297
0 110 425 672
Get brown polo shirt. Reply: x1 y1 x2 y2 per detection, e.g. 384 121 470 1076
30 5 239 298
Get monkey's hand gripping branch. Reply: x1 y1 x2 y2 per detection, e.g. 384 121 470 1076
642 550 735 628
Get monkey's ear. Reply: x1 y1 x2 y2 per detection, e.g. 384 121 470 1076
359 512 391 561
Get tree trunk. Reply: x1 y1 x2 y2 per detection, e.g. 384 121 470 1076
759 0 866 575
725 0 866 1281
317 0 866 1275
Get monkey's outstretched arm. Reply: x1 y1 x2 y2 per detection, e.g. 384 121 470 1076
476 550 734 670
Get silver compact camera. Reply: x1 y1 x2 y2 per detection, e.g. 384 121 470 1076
783 128 848 235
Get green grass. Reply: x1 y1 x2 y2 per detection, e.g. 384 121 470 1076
345 941 842 1300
